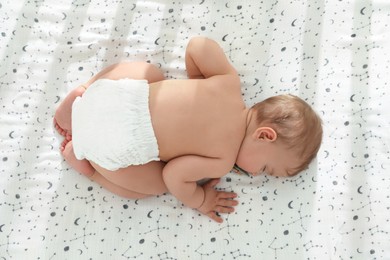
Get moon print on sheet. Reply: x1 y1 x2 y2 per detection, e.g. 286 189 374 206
324 150 329 158
222 34 228 42
291 19 297 27
323 58 329 66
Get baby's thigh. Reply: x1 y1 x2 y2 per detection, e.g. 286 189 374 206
90 161 167 195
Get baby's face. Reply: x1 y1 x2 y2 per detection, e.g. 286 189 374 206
235 138 300 177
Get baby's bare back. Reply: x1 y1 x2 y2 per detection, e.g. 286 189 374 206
149 78 248 163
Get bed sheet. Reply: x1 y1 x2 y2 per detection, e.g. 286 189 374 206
1 0 389 259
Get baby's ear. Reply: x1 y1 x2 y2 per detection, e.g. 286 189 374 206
253 127 277 142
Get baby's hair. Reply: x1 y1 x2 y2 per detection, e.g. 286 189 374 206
251 94 323 175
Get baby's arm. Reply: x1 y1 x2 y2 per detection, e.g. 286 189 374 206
185 37 237 79
162 155 238 223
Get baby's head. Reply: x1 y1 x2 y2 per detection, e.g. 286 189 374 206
236 94 323 177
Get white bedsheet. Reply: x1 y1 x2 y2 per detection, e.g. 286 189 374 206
0 0 389 259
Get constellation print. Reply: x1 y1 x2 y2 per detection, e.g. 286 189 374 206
143 215 168 242
351 160 374 173
268 237 289 260
230 248 251 259
122 246 144 260
350 71 369 82
0 200 23 212
214 215 238 240
287 204 310 231
368 225 389 236
68 223 96 249
280 29 311 45
222 12 245 23
0 230 17 257
285 175 305 187
195 243 216 258
353 190 379 213
338 221 356 236
296 53 315 66
157 251 176 260
17 170 35 181
263 55 284 68
264 0 279 13
224 38 242 61
72 193 96 205
303 240 322 251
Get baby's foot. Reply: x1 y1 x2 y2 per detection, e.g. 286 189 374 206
54 86 86 137
60 135 72 152
61 140 95 177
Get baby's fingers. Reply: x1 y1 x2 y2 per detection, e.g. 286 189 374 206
217 191 237 199
214 205 235 214
218 198 239 207
207 211 223 223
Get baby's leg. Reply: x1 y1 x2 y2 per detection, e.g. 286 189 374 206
61 139 95 177
90 161 168 196
61 139 154 199
90 171 151 199
61 137 167 197
54 86 85 137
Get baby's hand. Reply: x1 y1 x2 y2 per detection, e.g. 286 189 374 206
197 178 238 223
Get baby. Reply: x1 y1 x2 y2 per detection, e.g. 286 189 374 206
54 37 322 223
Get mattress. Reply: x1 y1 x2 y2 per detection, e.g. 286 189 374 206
0 0 389 259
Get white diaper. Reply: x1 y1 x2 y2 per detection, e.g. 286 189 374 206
72 78 160 171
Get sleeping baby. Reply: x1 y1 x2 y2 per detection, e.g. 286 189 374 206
54 37 323 223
